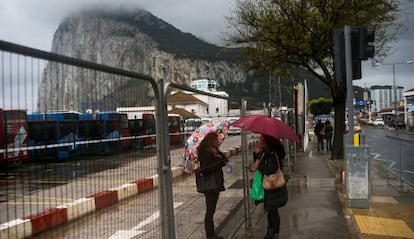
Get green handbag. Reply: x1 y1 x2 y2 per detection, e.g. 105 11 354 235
250 170 264 201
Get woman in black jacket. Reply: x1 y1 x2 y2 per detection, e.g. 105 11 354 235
195 132 227 239
253 134 286 239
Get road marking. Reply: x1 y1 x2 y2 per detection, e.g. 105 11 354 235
389 160 396 169
108 202 184 239
354 215 414 238
108 230 146 239
1 201 71 205
370 153 382 161
0 192 75 200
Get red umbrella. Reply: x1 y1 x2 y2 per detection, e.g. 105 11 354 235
231 114 301 142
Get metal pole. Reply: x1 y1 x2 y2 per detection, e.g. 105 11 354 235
240 99 251 229
157 79 176 239
269 71 272 117
393 64 398 123
345 26 354 139
399 139 403 187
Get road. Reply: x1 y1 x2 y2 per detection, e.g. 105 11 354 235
24 134 249 239
361 126 414 186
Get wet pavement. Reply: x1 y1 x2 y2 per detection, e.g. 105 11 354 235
25 135 251 239
3 131 414 239
222 134 351 239
221 132 414 239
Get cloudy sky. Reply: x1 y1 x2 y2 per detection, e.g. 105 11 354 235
1 0 413 91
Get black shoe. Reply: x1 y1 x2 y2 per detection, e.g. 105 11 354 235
264 228 274 239
255 199 264 205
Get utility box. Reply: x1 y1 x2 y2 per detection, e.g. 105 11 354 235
345 144 371 208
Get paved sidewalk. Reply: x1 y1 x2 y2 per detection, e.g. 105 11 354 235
326 143 414 239
220 134 351 239
221 133 414 239
3 132 413 239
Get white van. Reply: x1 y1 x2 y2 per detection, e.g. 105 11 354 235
227 117 241 135
184 118 202 133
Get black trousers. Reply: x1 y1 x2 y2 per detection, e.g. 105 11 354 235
203 191 220 237
317 135 324 151
326 137 332 151
267 208 280 233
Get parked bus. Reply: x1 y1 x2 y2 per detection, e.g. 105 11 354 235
168 113 184 145
126 112 184 148
27 111 82 160
127 113 156 149
79 112 130 154
0 109 29 165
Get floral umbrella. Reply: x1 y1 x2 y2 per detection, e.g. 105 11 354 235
180 118 229 173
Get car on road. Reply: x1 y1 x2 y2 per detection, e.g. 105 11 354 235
372 117 384 126
345 120 362 133
227 117 241 135
396 119 406 129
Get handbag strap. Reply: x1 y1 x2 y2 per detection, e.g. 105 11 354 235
273 151 281 169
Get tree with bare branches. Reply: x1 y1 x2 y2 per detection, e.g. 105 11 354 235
225 0 403 159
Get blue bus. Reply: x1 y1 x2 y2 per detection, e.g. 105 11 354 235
79 112 130 154
27 111 82 160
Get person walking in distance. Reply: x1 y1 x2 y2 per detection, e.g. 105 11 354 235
323 120 334 151
253 134 286 239
314 120 324 151
195 132 228 239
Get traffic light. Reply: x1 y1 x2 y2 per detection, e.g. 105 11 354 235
351 29 362 79
333 26 375 82
351 26 375 79
334 28 346 83
358 27 375 60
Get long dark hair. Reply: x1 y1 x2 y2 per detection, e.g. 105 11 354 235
197 132 218 153
262 135 285 160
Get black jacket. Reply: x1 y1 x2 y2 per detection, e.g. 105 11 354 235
254 146 287 210
195 149 227 193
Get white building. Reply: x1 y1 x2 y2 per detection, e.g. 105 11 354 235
169 78 229 118
370 85 404 112
403 88 414 129
117 79 230 119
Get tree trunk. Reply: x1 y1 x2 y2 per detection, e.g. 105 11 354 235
332 95 346 160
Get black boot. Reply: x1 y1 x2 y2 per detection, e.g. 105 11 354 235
205 219 215 239
264 228 274 239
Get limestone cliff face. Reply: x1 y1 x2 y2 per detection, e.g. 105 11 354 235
37 9 246 112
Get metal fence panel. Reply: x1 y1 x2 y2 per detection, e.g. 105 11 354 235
0 40 300 239
386 134 414 187
0 40 254 239
0 41 166 239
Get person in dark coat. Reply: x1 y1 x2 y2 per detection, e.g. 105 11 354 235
195 132 228 239
253 134 286 239
314 119 325 151
323 120 334 151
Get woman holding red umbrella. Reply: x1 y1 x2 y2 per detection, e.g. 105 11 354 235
253 134 287 239
195 132 228 239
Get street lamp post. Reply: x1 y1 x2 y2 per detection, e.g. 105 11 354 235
392 63 397 121
374 60 413 125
